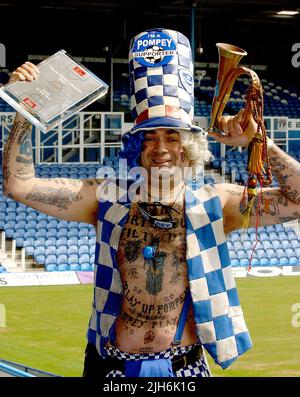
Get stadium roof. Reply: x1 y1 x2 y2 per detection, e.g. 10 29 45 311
0 1 299 70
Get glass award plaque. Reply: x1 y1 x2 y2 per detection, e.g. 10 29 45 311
0 50 109 133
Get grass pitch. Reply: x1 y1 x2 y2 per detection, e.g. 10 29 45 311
1 277 300 377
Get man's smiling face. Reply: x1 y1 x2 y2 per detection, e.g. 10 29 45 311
139 128 188 176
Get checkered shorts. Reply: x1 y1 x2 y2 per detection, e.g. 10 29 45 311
104 345 212 377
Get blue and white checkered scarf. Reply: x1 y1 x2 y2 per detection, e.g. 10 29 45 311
87 178 252 369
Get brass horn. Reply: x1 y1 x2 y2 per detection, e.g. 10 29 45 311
208 43 262 133
208 43 272 229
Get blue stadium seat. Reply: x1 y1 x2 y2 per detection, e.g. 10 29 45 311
45 254 57 265
260 257 270 266
35 254 45 264
36 213 47 221
15 220 27 229
34 246 46 255
281 240 291 249
46 264 58 272
35 229 47 239
58 264 69 271
89 246 95 256
268 232 278 240
57 228 68 238
231 259 240 267
57 245 67 255
291 240 300 249
278 231 288 240
81 263 92 271
56 238 68 246
229 250 238 260
262 241 273 250
16 212 27 221
78 237 89 246
45 246 56 256
45 238 57 247
256 249 266 258
279 257 289 266
269 257 279 266
79 245 89 255
5 212 16 221
250 257 260 266
78 228 89 238
67 239 78 247
68 228 78 238
46 228 57 238
272 240 281 249
237 249 248 259
229 232 239 242
57 255 68 265
266 249 277 258
68 245 78 255
69 254 79 264
69 263 80 271
289 257 298 265
239 258 249 267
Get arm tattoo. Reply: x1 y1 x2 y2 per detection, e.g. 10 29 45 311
269 146 300 205
3 120 33 186
25 184 83 210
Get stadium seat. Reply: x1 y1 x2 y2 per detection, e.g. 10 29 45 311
79 245 89 255
68 228 78 238
35 254 46 265
272 240 281 249
239 258 249 267
58 264 69 271
57 246 68 255
46 228 58 238
35 229 47 239
68 245 78 255
45 238 57 247
57 255 68 265
291 240 300 249
289 257 298 265
57 228 68 239
81 263 92 271
69 263 80 271
260 257 270 266
231 259 240 267
237 249 248 259
46 264 58 272
281 240 291 249
45 254 57 265
250 257 260 266
279 257 289 266
269 257 279 266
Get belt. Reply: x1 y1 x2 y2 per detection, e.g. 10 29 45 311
104 345 203 374
171 345 203 371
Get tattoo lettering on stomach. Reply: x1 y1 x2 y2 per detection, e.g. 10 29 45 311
114 203 197 353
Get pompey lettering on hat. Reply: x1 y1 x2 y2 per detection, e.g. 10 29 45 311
132 31 176 67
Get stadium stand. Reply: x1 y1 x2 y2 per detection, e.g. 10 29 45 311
0 159 299 271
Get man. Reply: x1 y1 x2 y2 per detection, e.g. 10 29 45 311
3 28 300 377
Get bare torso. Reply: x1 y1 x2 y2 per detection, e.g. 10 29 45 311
113 195 198 354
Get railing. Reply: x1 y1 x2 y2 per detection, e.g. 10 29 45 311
0 359 61 377
1 112 299 164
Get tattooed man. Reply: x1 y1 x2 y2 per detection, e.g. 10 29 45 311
3 29 300 377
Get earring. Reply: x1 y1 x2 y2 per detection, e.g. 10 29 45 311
180 152 185 161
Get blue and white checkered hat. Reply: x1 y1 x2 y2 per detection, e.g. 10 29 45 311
127 28 202 134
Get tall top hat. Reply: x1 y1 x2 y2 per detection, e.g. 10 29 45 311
127 28 202 134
